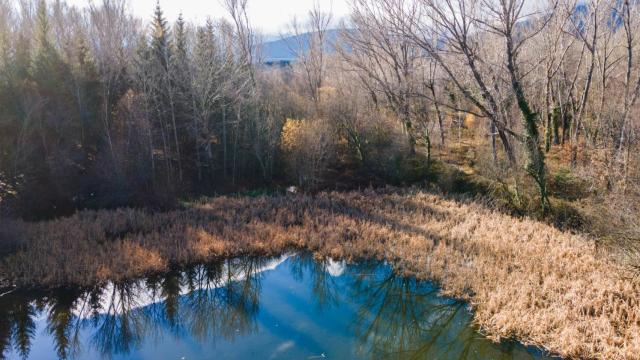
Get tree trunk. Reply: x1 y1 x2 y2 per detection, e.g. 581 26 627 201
430 84 445 147
506 37 549 214
545 77 553 152
490 121 498 163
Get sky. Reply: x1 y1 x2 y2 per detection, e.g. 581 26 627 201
68 0 352 35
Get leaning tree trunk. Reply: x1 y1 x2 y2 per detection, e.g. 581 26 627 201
507 40 550 215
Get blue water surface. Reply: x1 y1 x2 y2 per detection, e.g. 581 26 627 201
0 254 555 359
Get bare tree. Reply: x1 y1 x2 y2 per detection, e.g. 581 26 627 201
385 0 519 165
532 0 574 151
284 1 332 112
565 0 601 167
341 0 422 155
424 60 446 147
477 0 558 212
381 0 557 212
617 0 640 160
88 0 140 176
223 0 256 86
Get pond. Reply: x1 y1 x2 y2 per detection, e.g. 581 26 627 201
0 254 556 359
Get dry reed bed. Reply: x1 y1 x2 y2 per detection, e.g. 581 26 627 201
1 188 639 359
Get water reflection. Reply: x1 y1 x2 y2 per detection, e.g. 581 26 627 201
348 263 542 359
0 254 555 360
0 292 37 359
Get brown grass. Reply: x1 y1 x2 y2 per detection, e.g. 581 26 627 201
1 188 639 359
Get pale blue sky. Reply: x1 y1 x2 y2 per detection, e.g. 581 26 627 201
67 0 351 35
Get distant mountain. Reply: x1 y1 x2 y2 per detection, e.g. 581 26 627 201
260 29 344 63
259 1 640 64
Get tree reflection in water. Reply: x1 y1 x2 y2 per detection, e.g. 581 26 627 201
288 253 342 310
0 256 270 359
346 262 546 359
0 292 37 359
0 254 553 360
88 280 149 356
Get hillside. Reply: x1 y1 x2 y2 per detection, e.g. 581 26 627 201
261 29 343 63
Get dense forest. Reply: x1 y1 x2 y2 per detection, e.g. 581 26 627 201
0 0 638 230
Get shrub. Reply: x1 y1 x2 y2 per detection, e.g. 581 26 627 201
280 118 336 188
550 200 585 231
0 219 24 256
548 168 590 201
0 173 18 218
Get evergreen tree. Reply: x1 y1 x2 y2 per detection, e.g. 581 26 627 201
75 36 101 151
32 0 68 89
26 0 80 216
173 13 192 100
174 14 188 64
149 1 183 182
150 1 171 72
173 13 197 177
192 21 221 180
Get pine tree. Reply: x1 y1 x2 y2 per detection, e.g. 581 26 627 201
192 21 221 180
75 36 101 150
149 1 182 183
172 13 191 98
174 14 188 64
172 13 197 178
28 0 83 216
33 0 55 84
32 0 72 117
150 2 171 72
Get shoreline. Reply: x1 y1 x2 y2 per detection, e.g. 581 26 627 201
1 188 638 359
0 251 558 360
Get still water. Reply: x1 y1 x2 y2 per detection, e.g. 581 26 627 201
0 254 555 359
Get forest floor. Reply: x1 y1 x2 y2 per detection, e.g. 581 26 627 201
1 187 639 359
434 137 640 269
